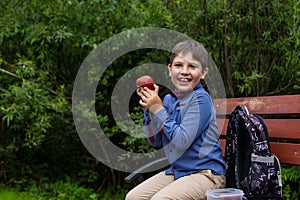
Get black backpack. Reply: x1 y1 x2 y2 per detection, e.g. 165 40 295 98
225 105 283 199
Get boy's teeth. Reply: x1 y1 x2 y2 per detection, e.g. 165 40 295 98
180 78 189 82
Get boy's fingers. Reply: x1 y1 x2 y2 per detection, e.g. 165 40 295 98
154 84 159 93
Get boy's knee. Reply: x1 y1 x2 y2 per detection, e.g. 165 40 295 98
125 191 134 200
125 189 141 200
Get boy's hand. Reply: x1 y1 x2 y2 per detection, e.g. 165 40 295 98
137 84 163 114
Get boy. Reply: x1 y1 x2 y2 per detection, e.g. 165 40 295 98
126 40 226 200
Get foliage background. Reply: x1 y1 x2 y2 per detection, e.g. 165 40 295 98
0 0 299 199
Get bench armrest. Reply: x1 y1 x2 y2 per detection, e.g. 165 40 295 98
124 157 168 183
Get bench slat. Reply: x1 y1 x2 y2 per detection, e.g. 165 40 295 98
214 94 300 115
270 142 300 166
217 119 300 140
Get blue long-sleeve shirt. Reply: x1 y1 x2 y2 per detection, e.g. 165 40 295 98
143 83 226 179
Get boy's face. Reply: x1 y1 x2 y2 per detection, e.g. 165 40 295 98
168 51 208 93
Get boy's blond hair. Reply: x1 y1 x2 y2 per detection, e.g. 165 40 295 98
170 40 209 70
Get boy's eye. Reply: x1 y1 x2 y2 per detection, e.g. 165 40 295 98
174 64 182 68
189 65 200 70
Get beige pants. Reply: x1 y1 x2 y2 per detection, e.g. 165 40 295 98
125 170 226 200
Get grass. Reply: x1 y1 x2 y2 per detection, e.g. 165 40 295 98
0 183 129 200
0 187 37 200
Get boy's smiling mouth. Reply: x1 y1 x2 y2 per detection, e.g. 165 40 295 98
178 78 192 82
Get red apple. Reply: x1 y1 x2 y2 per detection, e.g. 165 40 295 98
136 75 155 90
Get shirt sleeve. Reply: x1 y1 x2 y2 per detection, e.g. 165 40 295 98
142 109 163 147
152 92 212 151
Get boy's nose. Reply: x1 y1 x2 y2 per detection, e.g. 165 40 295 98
181 65 189 74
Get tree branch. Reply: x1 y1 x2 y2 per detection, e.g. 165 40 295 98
0 68 58 96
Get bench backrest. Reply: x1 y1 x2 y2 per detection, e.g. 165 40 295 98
214 94 300 166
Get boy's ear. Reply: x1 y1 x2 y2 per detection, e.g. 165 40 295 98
200 68 209 79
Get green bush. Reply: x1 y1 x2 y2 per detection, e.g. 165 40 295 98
282 165 300 200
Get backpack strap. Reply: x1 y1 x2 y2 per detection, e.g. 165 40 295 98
234 106 249 191
224 112 234 165
225 106 241 188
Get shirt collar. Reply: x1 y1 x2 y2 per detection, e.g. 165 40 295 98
170 83 203 99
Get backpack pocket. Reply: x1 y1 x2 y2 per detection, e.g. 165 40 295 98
245 153 282 199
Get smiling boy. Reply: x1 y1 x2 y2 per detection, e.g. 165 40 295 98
126 40 226 200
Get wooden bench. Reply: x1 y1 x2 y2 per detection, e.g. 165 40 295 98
125 94 300 183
